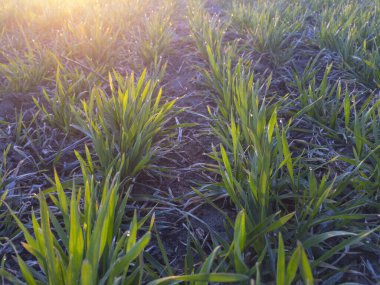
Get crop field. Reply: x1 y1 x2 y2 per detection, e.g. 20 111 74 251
0 0 379 284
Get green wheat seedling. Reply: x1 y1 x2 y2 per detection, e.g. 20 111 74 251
344 43 380 90
190 13 238 119
147 242 249 285
203 43 239 119
149 211 315 284
13 108 41 146
362 44 380 89
187 0 229 61
61 18 120 68
0 145 12 192
0 165 153 285
294 63 346 129
72 69 178 181
204 64 296 256
230 0 304 67
341 93 380 160
352 97 380 159
140 2 174 67
337 95 380 193
0 188 18 258
34 67 101 133
294 172 338 238
195 38 297 252
210 128 295 256
319 2 380 89
286 169 380 274
319 2 378 53
276 232 314 285
207 75 380 282
0 48 53 93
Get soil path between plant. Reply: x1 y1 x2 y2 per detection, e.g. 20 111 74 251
141 0 230 270
152 0 217 201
